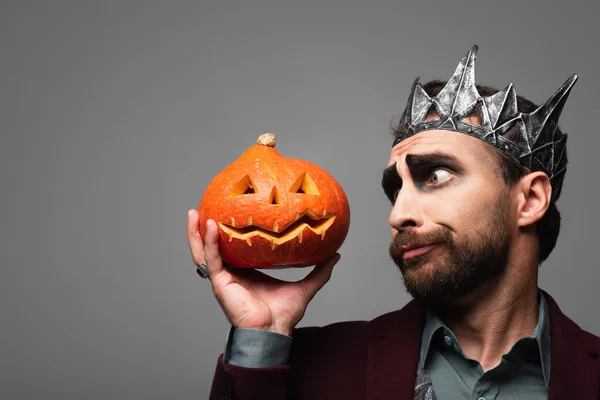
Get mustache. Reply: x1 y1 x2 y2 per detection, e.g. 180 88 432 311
389 227 453 256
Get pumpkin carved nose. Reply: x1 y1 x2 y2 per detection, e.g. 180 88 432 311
268 186 281 205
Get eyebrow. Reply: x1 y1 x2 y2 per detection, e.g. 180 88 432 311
404 152 465 174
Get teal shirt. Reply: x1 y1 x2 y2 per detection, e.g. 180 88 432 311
419 291 551 400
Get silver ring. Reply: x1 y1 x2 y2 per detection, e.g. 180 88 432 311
196 261 209 279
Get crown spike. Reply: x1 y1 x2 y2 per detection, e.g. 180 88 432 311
434 45 480 119
399 78 418 126
411 82 433 125
399 78 431 127
523 74 578 147
485 83 518 128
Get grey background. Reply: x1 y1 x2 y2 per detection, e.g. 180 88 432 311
2 0 599 398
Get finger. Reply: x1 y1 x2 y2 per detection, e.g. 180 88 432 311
298 253 341 302
228 266 279 287
187 209 205 266
203 219 227 282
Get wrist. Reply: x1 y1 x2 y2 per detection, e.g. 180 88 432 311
267 325 293 337
234 322 293 337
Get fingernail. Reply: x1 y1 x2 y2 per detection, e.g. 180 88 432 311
188 209 194 217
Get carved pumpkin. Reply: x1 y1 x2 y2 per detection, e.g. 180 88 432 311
198 133 350 268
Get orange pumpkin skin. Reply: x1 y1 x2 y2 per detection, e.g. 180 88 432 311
198 134 350 269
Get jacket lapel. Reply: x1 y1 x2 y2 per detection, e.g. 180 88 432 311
545 291 599 400
366 300 426 400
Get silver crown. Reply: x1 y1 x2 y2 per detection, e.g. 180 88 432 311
394 45 578 201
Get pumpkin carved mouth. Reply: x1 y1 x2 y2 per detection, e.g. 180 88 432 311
219 209 336 249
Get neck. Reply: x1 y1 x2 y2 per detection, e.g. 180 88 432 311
434 248 540 371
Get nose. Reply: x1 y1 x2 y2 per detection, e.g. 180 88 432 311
388 186 424 231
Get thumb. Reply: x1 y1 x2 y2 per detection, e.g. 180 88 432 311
298 253 341 302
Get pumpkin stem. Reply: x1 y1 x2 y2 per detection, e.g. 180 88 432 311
257 133 276 147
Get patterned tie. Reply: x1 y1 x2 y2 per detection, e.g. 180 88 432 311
414 368 437 400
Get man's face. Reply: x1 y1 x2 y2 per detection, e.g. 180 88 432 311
384 126 516 303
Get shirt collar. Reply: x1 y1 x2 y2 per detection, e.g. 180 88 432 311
418 289 552 386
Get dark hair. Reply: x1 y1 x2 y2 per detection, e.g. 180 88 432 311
392 80 564 263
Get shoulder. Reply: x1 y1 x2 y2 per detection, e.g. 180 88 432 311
542 290 600 363
288 300 424 376
579 329 600 359
291 299 423 344
560 313 600 360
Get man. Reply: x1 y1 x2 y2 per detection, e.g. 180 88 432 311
187 46 600 399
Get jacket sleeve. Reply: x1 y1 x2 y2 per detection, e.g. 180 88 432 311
208 321 372 399
209 354 295 400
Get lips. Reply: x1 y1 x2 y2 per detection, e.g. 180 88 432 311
219 209 337 249
397 243 438 260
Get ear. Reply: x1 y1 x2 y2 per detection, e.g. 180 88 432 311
515 172 552 228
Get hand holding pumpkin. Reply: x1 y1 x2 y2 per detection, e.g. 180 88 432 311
187 210 340 336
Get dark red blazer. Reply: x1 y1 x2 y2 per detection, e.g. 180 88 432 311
209 291 600 399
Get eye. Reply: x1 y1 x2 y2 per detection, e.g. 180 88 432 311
427 169 453 187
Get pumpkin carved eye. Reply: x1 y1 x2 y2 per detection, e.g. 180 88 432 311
231 175 256 197
290 173 320 195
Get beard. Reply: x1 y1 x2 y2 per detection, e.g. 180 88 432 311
389 193 511 303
